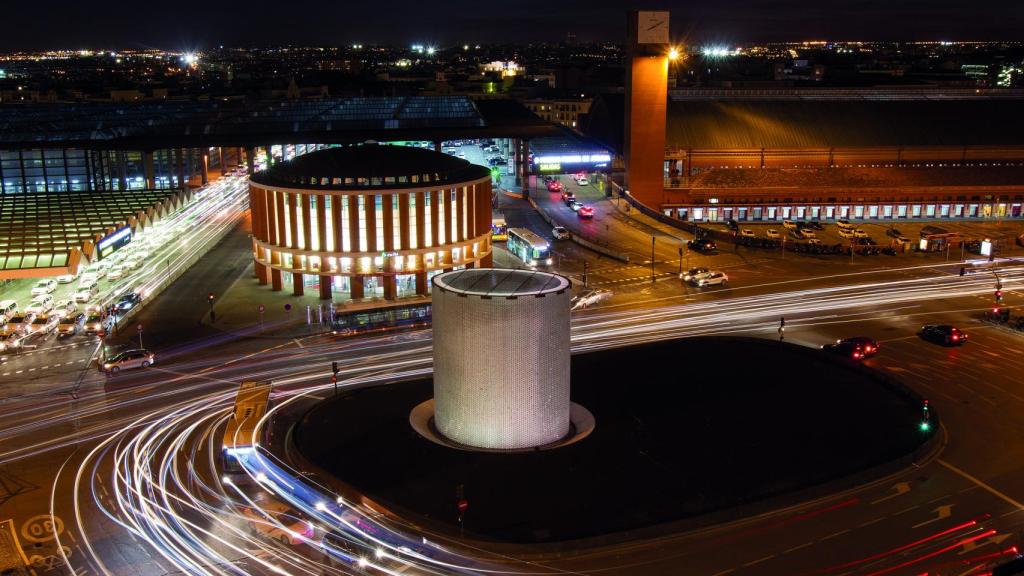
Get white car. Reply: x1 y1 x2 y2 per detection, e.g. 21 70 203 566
782 220 797 229
74 284 99 303
31 279 58 296
52 299 77 318
123 257 142 271
681 267 711 281
807 238 822 245
766 229 780 239
838 228 855 239
56 270 80 284
107 266 127 281
26 294 54 315
853 229 870 239
100 349 155 374
85 263 108 279
133 250 151 261
836 219 854 230
571 289 612 311
576 177 589 186
693 271 729 287
740 229 755 238
552 226 570 240
798 229 817 239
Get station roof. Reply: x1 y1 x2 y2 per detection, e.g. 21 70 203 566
250 143 491 190
685 166 1024 190
433 269 570 297
0 96 560 150
583 90 1024 153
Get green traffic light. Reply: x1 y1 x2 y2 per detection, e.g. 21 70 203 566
919 421 931 432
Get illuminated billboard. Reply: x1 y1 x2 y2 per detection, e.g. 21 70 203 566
97 226 132 260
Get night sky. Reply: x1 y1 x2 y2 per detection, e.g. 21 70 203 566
3 0 1022 51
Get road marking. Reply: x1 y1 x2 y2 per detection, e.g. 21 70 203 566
912 504 954 529
871 482 911 504
709 570 735 576
892 505 920 517
293 338 305 348
859 517 886 528
783 541 814 554
742 555 775 567
959 533 1011 555
820 528 850 541
939 459 1024 511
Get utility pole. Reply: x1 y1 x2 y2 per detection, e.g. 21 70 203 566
678 247 683 276
582 261 589 288
651 236 656 283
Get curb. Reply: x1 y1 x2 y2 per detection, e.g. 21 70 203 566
526 196 631 263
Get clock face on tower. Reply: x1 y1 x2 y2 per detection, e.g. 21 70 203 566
637 10 669 45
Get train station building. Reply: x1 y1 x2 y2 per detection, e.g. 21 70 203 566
249 143 494 300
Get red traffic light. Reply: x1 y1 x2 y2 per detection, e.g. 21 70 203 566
995 290 1003 301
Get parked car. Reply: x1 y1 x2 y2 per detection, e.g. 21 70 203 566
766 229 780 239
838 228 855 239
52 299 77 318
920 324 968 346
107 266 127 281
680 267 710 281
692 271 729 287
782 220 797 229
805 221 825 230
100 349 155 373
26 295 54 315
854 229 870 239
806 238 822 246
725 219 740 231
85 262 108 279
0 300 18 322
688 238 718 253
31 279 58 296
74 284 99 303
57 313 87 337
836 219 854 229
739 229 755 238
798 229 817 239
56 270 80 284
27 314 58 335
552 226 570 240
6 312 36 334
886 228 903 238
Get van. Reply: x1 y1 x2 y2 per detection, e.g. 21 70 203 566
0 300 17 320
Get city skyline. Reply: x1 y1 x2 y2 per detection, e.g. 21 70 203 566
2 0 1022 51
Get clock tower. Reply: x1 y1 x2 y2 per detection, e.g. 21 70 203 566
625 10 670 207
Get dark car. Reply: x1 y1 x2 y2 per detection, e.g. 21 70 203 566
805 220 824 230
725 219 739 231
886 227 903 238
822 341 869 360
832 336 879 357
920 324 968 346
113 292 142 314
688 238 718 253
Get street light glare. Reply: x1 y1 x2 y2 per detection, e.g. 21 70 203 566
668 47 681 61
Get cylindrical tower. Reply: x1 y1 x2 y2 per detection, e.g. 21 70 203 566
432 269 571 450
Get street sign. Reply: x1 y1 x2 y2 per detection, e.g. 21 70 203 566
284 303 292 311
258 304 265 313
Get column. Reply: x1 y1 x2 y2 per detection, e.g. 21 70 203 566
117 152 128 190
434 141 442 153
301 193 312 250
382 194 394 251
430 189 440 247
143 151 155 189
175 148 186 190
456 185 465 241
245 147 256 175
265 189 278 245
415 271 428 296
350 275 364 299
288 193 299 249
316 193 327 253
441 189 451 247
331 193 343 254
218 147 226 176
348 195 360 259
319 275 332 300
275 190 286 252
200 150 210 185
292 272 304 296
256 261 269 285
415 191 426 251
365 194 377 253
271 268 283 291
398 194 410 250
520 139 530 196
383 276 397 300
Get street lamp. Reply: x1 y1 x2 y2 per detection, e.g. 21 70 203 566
207 292 216 323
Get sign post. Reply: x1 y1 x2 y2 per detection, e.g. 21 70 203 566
137 323 143 349
258 303 265 332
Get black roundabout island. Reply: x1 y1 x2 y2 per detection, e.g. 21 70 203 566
293 336 936 545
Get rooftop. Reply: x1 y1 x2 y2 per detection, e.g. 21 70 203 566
0 96 559 149
250 144 491 189
432 269 570 298
686 166 1024 190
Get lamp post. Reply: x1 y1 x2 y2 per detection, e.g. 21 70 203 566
207 292 216 323
651 236 656 283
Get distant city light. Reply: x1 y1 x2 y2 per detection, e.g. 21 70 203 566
701 46 736 58
463 44 469 51
0 69 5 79
182 53 198 66
426 46 436 55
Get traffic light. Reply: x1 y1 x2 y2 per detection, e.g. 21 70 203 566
995 289 1003 302
208 292 215 302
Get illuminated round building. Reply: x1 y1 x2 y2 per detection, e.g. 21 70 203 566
431 269 572 450
248 143 494 300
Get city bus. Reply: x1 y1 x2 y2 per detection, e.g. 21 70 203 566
506 227 552 266
222 380 272 474
491 215 508 241
331 298 432 336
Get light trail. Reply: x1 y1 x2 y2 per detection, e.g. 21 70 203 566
28 246 1024 574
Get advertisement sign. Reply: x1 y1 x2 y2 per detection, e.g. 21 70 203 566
97 227 132 260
